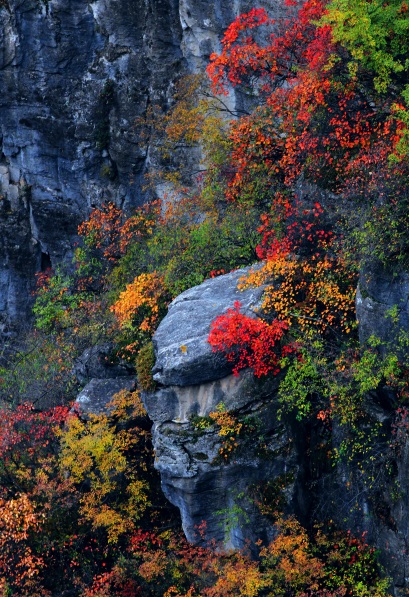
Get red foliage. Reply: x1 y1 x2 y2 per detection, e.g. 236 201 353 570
0 403 69 487
78 203 123 263
207 2 330 96
207 1 400 195
34 268 54 291
208 301 291 377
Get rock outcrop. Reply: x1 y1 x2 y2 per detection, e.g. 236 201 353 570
0 0 183 325
75 376 137 418
144 267 307 551
74 343 134 386
152 267 266 386
354 267 409 592
3 0 409 591
146 266 409 594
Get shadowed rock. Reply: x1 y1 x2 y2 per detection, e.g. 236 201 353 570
74 343 134 386
357 268 409 355
75 376 136 418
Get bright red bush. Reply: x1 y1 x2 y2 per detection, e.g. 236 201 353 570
208 301 291 377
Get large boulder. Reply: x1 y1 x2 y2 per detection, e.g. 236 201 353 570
145 269 307 551
152 266 266 387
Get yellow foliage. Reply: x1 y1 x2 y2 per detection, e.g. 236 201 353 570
107 387 148 421
209 405 243 459
59 390 151 543
241 250 356 337
260 517 325 593
204 555 263 597
209 409 242 438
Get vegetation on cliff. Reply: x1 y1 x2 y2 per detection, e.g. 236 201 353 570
1 0 409 593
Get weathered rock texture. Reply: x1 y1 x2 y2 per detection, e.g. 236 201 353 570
75 376 137 417
0 0 282 327
74 342 134 386
152 266 266 386
357 267 409 353
147 267 409 594
144 371 304 551
145 268 307 551
355 267 409 593
4 0 409 591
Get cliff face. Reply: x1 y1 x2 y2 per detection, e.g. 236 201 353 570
0 0 183 325
143 267 409 594
0 0 282 327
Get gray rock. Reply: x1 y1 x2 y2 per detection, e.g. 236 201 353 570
143 369 303 551
144 369 278 424
0 0 286 328
152 266 266 387
145 265 309 551
0 0 185 326
356 268 409 356
74 343 134 385
74 376 136 418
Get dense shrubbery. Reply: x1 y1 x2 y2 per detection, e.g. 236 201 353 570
3 0 409 593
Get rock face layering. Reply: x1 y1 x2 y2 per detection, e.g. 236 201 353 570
144 268 409 593
144 267 305 551
0 0 281 327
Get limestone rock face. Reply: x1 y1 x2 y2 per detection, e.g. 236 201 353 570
0 0 286 327
356 268 409 353
145 269 306 550
152 266 266 387
146 265 409 593
144 370 303 550
354 268 409 591
0 0 183 326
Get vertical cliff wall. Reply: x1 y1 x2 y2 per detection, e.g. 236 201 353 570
0 0 281 327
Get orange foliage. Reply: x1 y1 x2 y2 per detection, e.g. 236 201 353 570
110 272 165 334
202 554 262 597
261 517 325 593
75 201 160 294
208 200 356 377
78 203 123 263
0 494 48 597
241 201 357 337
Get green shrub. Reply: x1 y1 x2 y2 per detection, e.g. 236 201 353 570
136 342 157 392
